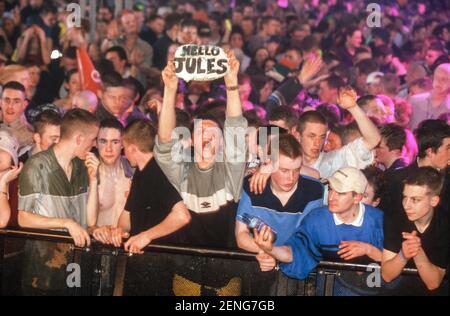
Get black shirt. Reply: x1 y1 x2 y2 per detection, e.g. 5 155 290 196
125 158 183 243
384 205 449 270
379 164 450 216
383 205 449 295
385 158 408 175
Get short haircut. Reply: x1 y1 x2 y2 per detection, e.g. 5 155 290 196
32 110 62 135
342 121 362 144
123 77 144 103
268 106 298 130
355 59 379 76
60 109 99 140
345 26 360 39
357 95 378 109
316 103 341 129
102 71 124 90
381 74 400 95
380 123 406 151
324 75 345 90
165 13 181 31
176 108 192 130
260 16 278 30
40 4 57 16
2 81 26 94
123 119 156 153
99 118 124 134
105 46 128 61
275 133 302 160
180 19 198 30
409 77 432 90
403 167 444 196
297 111 328 133
416 119 450 159
65 69 79 83
362 165 385 202
428 41 444 53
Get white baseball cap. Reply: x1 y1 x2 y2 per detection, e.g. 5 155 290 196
327 167 368 194
366 71 384 85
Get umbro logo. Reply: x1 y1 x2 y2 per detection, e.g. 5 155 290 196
200 201 211 208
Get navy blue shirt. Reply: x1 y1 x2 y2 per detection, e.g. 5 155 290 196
237 175 324 246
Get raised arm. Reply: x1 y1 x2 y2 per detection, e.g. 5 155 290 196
158 59 179 143
337 87 381 150
264 57 323 116
85 153 100 228
223 50 242 117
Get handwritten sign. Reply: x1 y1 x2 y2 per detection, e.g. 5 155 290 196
174 45 228 82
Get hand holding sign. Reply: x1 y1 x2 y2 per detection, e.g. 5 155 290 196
162 58 179 91
174 44 229 82
224 49 240 87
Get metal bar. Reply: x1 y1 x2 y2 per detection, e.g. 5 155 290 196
0 228 422 276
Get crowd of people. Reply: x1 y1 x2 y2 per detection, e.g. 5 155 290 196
0 0 449 296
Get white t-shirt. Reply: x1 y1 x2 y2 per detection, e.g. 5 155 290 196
310 137 374 179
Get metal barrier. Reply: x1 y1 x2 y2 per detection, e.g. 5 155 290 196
0 227 445 296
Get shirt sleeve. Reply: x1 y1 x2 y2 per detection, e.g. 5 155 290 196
154 136 187 192
124 175 139 214
319 137 374 178
18 159 41 212
236 190 253 222
159 168 184 215
279 217 322 280
383 211 402 253
223 115 248 202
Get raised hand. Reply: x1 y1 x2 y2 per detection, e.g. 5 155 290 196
162 58 179 91
84 152 100 183
223 49 240 87
0 162 23 186
337 86 358 110
298 56 323 85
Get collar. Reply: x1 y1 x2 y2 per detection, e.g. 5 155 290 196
2 114 30 129
333 203 365 227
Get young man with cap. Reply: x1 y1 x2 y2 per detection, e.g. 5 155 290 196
254 167 384 295
0 130 22 227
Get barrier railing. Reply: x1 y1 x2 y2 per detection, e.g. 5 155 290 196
0 227 444 296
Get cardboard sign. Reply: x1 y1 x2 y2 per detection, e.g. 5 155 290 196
174 45 228 82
